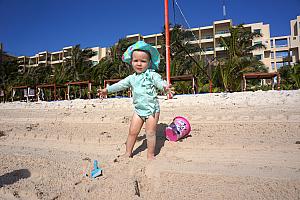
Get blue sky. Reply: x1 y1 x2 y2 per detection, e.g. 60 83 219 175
1 0 299 56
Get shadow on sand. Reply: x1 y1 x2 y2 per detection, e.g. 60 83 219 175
132 123 168 157
0 169 31 187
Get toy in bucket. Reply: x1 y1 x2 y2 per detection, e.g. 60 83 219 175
165 116 191 141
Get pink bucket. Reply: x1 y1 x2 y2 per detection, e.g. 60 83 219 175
165 116 191 141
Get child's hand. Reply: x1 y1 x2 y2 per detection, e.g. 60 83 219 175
97 87 108 99
163 84 175 96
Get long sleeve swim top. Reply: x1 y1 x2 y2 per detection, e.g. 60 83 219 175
107 69 167 117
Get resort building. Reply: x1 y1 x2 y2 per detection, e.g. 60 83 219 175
17 16 300 73
125 15 300 72
17 46 107 72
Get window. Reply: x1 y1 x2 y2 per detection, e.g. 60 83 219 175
271 62 275 70
275 51 289 58
276 62 283 68
275 38 288 47
215 30 229 34
255 54 262 60
276 62 289 69
270 40 274 48
264 51 270 58
205 47 214 51
254 29 261 34
203 35 213 39
271 52 274 59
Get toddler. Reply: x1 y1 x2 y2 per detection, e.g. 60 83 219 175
98 41 172 160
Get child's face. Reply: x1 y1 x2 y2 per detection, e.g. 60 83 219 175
131 50 150 74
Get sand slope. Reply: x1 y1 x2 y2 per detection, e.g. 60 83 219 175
0 90 300 199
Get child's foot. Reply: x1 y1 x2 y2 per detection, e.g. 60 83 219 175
147 154 155 161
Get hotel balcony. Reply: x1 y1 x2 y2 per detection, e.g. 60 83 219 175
62 56 71 61
51 60 62 64
214 30 230 38
38 51 50 64
188 40 200 44
215 46 226 51
62 46 72 59
200 36 214 43
188 51 202 57
143 34 157 46
271 56 292 63
51 51 63 64
271 45 289 52
28 63 38 67
28 56 38 67
201 47 214 55
270 37 290 51
126 34 143 43
17 56 30 66
200 25 213 43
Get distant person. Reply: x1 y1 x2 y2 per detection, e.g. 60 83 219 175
98 41 173 160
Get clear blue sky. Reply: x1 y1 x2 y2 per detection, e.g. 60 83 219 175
1 0 299 56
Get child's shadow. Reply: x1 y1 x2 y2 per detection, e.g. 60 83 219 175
132 123 168 157
0 169 31 187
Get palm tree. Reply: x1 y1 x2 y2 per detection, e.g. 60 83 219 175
32 64 52 85
0 59 18 86
0 59 20 100
91 57 116 86
160 24 201 76
218 24 267 91
278 63 300 89
160 24 212 93
90 38 134 89
109 38 134 79
64 44 96 82
291 64 300 89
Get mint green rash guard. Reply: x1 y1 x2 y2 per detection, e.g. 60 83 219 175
107 69 167 118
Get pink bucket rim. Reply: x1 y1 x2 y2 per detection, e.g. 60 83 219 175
173 116 191 132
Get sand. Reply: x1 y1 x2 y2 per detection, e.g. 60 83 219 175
0 90 300 200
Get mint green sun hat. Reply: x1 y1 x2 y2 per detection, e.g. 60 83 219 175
122 41 160 70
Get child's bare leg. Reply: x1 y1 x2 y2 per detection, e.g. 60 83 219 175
145 112 160 160
124 112 144 157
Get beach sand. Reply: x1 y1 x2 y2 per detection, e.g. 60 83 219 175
0 90 300 200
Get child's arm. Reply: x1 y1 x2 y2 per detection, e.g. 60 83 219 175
107 75 131 93
98 75 131 97
152 72 174 95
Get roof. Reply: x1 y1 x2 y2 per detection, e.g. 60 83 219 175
169 75 196 81
12 86 28 89
36 83 65 88
65 81 92 85
243 72 279 79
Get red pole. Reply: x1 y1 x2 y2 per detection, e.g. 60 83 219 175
164 0 172 99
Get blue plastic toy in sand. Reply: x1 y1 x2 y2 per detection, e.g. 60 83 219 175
91 160 102 178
